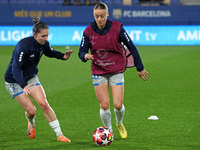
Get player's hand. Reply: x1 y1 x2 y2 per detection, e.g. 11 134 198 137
63 50 74 60
137 69 149 81
85 53 94 60
23 84 34 95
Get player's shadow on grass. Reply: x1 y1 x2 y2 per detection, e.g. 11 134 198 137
38 141 97 149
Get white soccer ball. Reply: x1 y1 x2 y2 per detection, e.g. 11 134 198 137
93 126 113 146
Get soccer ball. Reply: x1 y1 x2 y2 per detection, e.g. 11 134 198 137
93 126 113 146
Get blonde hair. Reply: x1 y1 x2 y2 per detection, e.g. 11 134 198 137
93 2 108 13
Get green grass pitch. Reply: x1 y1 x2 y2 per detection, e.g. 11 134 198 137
0 46 199 150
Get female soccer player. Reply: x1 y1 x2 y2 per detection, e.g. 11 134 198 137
78 2 149 139
4 17 73 142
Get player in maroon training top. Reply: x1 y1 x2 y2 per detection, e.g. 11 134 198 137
78 2 149 139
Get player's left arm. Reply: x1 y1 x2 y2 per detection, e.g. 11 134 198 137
63 50 74 60
43 41 73 60
137 69 149 81
119 26 149 81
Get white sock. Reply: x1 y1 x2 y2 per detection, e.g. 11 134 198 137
100 108 112 130
114 104 125 125
25 114 35 126
49 120 63 137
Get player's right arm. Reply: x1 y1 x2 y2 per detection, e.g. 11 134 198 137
12 42 28 89
78 32 93 62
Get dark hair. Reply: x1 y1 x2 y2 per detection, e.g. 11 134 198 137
32 17 49 34
93 2 108 12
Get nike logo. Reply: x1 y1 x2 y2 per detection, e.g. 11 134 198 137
30 54 34 57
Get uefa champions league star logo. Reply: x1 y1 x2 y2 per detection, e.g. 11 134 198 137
95 49 115 67
97 49 109 59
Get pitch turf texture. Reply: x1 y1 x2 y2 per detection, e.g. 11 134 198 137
0 46 199 150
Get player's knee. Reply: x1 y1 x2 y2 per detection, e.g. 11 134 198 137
100 103 110 110
26 107 36 116
39 99 50 110
114 104 122 110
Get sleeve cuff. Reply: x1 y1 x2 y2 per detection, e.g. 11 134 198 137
20 82 28 89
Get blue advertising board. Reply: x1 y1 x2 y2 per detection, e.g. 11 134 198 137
0 25 200 46
0 5 199 26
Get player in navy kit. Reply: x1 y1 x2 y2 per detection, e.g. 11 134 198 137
78 2 149 139
4 17 73 142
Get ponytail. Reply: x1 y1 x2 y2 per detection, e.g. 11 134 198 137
32 17 49 34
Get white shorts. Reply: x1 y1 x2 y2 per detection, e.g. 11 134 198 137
92 73 124 86
5 76 41 98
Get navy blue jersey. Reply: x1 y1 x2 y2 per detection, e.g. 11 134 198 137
79 20 144 72
4 36 65 89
